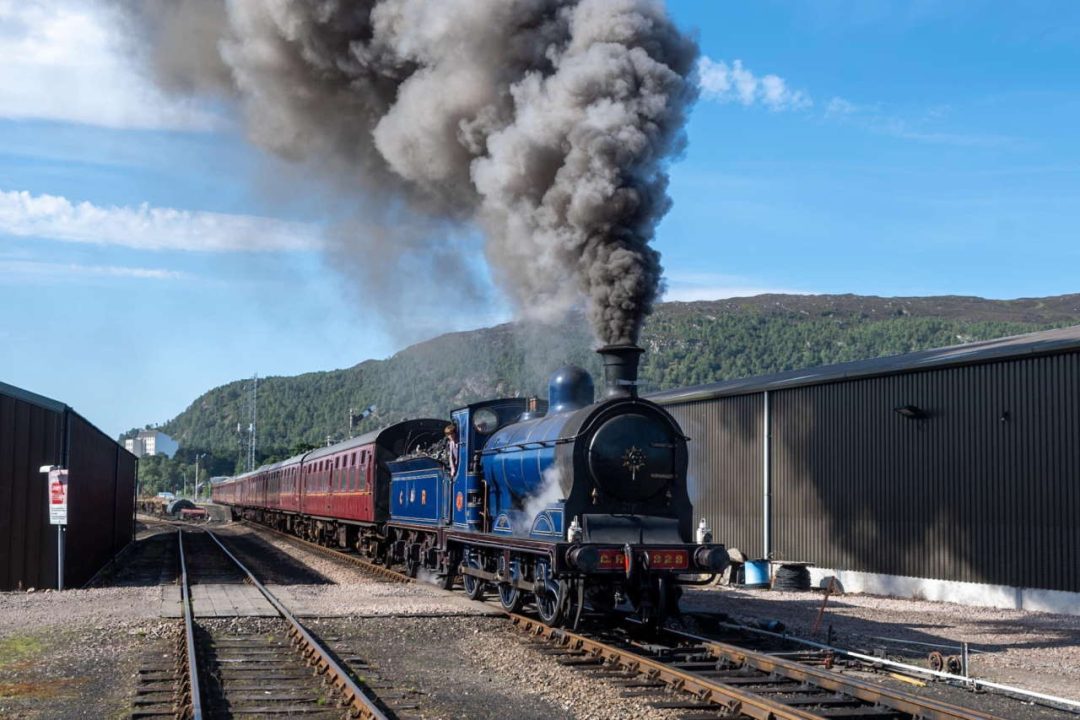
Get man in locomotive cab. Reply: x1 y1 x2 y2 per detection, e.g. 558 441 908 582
444 423 460 477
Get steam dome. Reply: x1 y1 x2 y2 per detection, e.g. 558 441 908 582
548 366 594 413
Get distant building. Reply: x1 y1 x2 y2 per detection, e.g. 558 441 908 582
124 430 179 458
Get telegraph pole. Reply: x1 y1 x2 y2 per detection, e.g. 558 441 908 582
195 452 206 498
250 374 258 471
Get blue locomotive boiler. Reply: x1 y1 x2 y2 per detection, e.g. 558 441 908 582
383 344 729 627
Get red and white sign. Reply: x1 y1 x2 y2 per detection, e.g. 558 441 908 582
48 468 68 525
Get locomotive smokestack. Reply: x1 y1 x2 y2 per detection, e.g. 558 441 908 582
598 345 644 400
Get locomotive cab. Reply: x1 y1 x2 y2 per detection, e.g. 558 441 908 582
450 398 533 531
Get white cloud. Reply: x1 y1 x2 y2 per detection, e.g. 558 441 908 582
0 259 187 281
0 0 218 130
826 96 859 117
663 272 809 303
698 57 812 111
0 189 321 252
824 96 1019 148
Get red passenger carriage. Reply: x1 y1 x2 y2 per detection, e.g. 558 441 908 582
211 420 444 553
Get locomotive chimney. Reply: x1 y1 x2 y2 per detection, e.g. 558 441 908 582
597 344 644 400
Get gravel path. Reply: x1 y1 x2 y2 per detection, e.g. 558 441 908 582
0 521 180 719
0 611 176 719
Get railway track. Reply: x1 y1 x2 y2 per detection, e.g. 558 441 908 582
234 519 1008 720
174 528 390 720
508 614 1007 720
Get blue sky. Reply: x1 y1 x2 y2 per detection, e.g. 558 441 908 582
1 0 1078 438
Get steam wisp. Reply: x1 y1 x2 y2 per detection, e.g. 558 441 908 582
516 466 565 537
112 0 698 344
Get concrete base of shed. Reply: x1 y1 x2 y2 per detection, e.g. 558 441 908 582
810 567 1080 616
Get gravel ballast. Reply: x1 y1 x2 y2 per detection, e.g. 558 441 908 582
311 615 680 720
682 584 1080 706
5 517 1078 719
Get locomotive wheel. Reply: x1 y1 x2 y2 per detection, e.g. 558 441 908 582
536 580 567 626
463 559 486 601
498 584 524 613
440 550 460 590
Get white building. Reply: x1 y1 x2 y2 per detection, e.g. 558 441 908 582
124 430 179 458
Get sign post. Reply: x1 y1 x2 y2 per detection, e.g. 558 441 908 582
44 467 68 590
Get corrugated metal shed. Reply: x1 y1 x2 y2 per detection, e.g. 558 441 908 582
0 383 137 590
650 324 1080 594
667 394 765 558
0 387 64 590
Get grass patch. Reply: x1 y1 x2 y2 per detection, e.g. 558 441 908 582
0 635 45 669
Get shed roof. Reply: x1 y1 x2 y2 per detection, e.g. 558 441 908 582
649 323 1080 406
0 380 66 413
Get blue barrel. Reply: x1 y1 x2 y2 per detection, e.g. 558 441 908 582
743 560 770 588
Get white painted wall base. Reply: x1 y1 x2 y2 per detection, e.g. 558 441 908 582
807 567 1080 616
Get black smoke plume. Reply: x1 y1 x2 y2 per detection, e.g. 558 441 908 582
112 0 698 344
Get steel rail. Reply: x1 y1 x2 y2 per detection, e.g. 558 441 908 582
664 626 1004 720
709 619 1080 713
177 530 204 720
508 613 825 720
235 519 1010 720
511 613 1010 720
201 529 390 720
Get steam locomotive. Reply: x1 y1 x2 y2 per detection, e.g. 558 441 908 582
212 345 728 626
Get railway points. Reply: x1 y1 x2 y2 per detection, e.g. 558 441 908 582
232 515 1061 720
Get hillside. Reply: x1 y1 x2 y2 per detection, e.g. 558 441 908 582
137 292 1080 478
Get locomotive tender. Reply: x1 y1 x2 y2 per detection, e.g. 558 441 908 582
213 345 728 626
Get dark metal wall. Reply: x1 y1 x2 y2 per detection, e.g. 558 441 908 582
0 388 136 591
0 393 63 590
772 351 1080 593
663 350 1080 594
116 447 137 556
66 412 136 587
666 394 765 558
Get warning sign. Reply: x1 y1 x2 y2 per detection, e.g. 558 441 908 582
48 468 68 525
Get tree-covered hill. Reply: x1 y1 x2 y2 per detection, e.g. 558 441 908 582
131 292 1080 482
